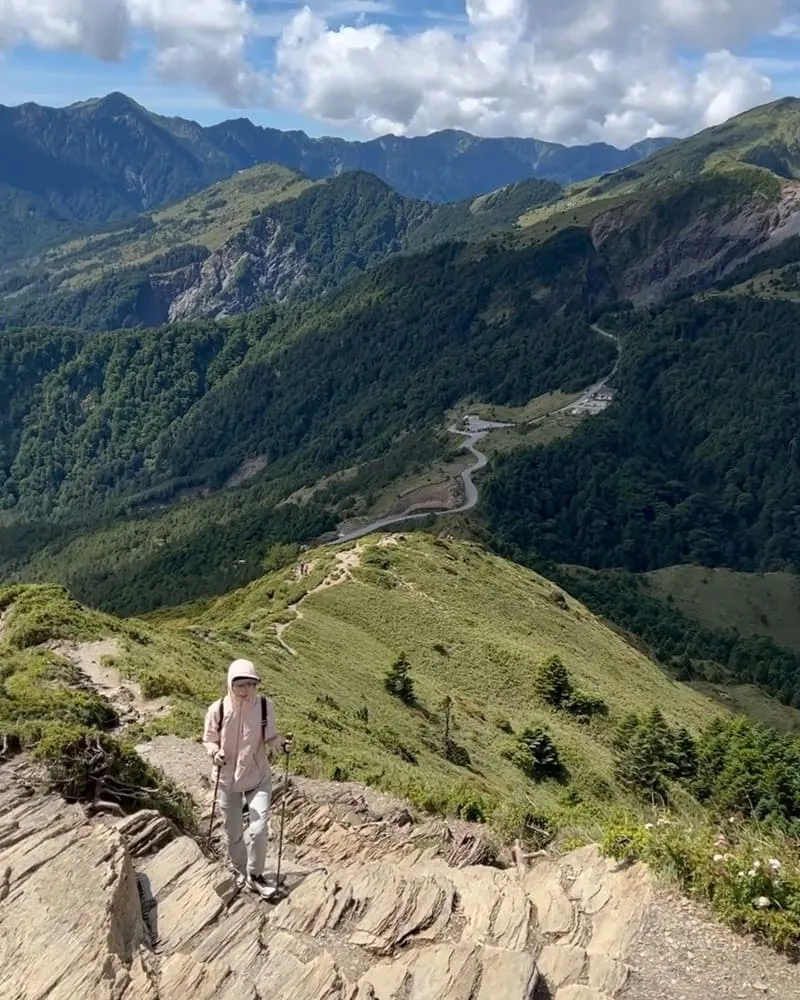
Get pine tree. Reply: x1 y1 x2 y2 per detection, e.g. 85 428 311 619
613 712 641 751
384 652 415 704
533 655 573 709
502 726 563 781
668 726 698 780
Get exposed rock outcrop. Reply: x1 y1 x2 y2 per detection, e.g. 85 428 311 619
591 180 800 306
154 219 310 321
3 741 797 999
0 746 651 1000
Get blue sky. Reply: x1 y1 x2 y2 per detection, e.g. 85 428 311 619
0 1 798 144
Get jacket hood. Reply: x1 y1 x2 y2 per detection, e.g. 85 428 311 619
227 658 261 699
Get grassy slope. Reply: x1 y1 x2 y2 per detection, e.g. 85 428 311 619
2 533 724 831
150 534 723 824
647 565 800 652
512 98 800 245
31 164 314 291
594 97 800 191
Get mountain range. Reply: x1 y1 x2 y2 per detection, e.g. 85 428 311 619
3 95 800 707
0 91 674 265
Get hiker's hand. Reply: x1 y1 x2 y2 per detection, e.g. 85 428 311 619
282 733 294 755
213 750 226 768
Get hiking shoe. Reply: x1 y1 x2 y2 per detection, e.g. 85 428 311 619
246 872 278 900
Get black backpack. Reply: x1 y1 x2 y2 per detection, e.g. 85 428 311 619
215 694 269 742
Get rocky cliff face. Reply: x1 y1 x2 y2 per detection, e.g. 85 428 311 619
591 180 800 306
155 220 309 321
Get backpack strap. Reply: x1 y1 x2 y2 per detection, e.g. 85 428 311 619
214 695 267 742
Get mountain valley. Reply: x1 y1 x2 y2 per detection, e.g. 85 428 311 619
5 90 800 972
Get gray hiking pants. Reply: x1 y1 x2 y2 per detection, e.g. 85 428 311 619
218 776 271 877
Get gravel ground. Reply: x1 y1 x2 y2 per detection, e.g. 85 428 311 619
624 887 800 1000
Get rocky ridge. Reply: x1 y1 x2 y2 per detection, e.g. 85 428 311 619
2 735 798 1000
152 220 310 321
1 736 650 1000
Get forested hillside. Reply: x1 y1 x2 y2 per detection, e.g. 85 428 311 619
3 230 615 521
484 295 800 573
3 172 562 331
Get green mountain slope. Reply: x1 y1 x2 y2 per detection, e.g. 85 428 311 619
23 163 315 290
1 229 615 524
590 97 800 197
9 97 799 332
4 171 562 331
0 533 730 821
646 566 800 653
7 533 800 953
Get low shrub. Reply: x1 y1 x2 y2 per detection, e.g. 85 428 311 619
601 816 800 956
138 670 192 699
33 723 197 832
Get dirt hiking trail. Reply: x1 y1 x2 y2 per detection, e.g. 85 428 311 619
47 637 171 727
275 546 362 656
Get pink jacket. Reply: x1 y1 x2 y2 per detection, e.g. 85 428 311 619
202 660 283 792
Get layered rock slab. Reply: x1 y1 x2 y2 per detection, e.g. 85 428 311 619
0 755 652 1000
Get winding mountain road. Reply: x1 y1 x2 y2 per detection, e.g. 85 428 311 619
328 326 621 545
329 424 492 545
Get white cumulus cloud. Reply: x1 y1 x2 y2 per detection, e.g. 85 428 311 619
273 0 784 143
0 0 262 103
0 0 790 143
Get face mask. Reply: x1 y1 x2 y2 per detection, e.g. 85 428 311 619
233 680 256 699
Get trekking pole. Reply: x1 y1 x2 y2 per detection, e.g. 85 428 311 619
274 734 293 891
207 764 222 850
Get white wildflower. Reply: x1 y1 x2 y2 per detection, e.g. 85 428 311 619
755 896 772 909
769 858 782 872
753 860 762 869
713 854 724 863
644 823 654 830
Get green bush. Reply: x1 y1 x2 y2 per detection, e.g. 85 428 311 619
601 816 800 956
566 692 609 723
138 670 192 699
533 655 607 722
501 725 564 781
492 802 554 847
1 652 118 741
32 723 197 832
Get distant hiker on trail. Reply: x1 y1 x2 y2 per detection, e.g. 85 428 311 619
202 658 293 899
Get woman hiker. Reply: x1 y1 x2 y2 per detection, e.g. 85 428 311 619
202 658 293 899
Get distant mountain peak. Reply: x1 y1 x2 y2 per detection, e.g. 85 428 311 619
71 92 147 118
